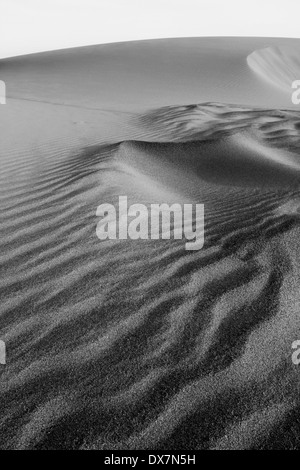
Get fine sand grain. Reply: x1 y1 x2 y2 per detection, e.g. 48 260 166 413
1 38 300 450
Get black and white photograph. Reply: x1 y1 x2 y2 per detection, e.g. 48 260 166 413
1 0 300 453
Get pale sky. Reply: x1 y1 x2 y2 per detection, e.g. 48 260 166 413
1 0 300 59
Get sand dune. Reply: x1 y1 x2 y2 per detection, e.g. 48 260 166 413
2 37 300 110
118 135 300 196
1 39 300 450
247 46 300 93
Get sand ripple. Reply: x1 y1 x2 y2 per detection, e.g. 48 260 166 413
1 101 300 449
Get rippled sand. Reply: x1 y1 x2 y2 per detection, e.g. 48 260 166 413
1 38 300 450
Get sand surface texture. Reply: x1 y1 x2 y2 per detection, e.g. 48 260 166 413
1 38 300 449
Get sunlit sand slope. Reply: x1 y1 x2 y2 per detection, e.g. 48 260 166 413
247 46 300 93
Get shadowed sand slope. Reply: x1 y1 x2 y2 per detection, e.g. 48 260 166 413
119 135 300 190
1 41 300 450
